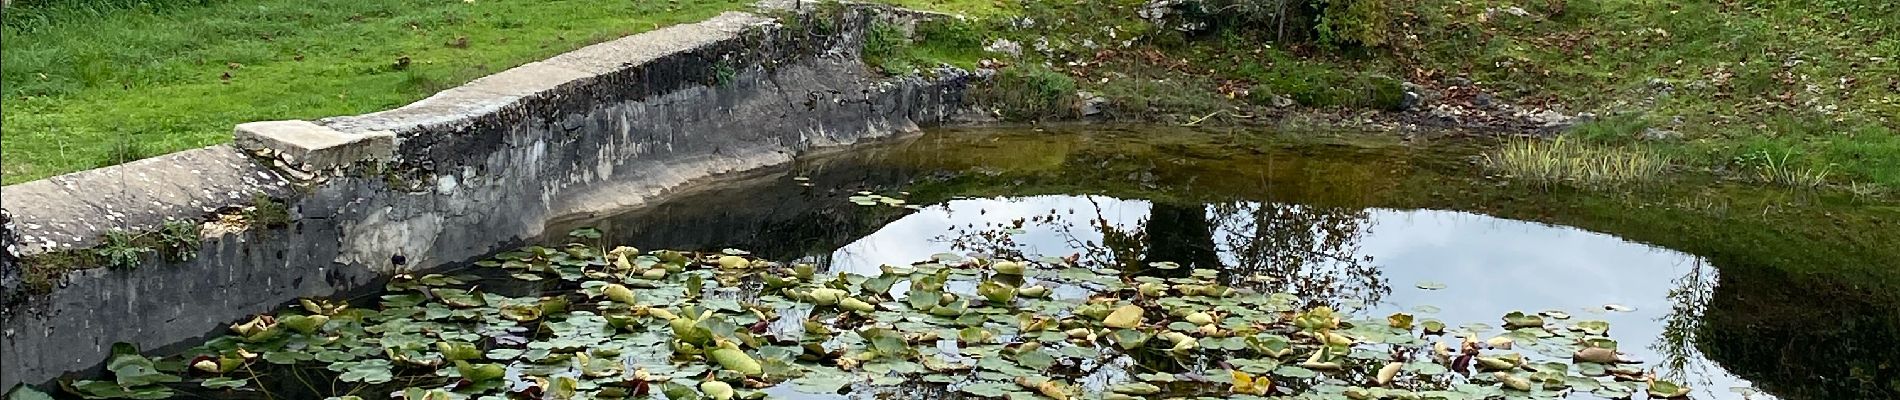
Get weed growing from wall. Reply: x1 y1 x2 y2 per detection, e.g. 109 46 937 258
246 194 292 229
158 219 201 262
95 229 151 269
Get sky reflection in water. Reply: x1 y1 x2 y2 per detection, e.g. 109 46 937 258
819 195 1760 400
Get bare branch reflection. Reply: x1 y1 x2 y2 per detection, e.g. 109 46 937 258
934 198 1390 310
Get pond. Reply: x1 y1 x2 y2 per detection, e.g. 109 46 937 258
37 126 1897 400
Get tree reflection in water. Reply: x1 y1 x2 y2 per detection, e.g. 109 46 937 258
934 198 1391 311
1654 257 1729 393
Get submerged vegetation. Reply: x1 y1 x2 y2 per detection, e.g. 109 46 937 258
59 235 1681 399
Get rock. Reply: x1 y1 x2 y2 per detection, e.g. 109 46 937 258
1642 128 1681 141
1077 91 1109 116
1400 91 1422 111
1646 78 1674 95
1527 109 1573 127
1474 93 1495 108
1 208 18 299
1427 104 1465 121
1270 95 1295 108
983 39 1022 57
1447 76 1472 88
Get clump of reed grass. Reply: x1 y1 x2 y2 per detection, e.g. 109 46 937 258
1751 152 1831 189
1483 137 1672 189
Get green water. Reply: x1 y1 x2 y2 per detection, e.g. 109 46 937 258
43 126 1897 400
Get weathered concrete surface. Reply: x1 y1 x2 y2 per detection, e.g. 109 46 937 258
0 5 972 390
233 120 396 172
0 146 291 256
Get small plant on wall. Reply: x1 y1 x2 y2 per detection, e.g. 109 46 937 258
158 219 202 262
96 229 151 269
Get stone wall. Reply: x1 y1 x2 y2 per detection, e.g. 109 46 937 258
0 5 973 389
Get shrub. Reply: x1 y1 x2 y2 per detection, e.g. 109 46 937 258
1246 66 1403 110
974 66 1079 121
1314 0 1394 47
861 19 911 74
1143 0 1395 47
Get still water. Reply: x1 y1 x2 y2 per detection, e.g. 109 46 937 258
820 197 1746 399
565 126 1893 400
89 127 1893 400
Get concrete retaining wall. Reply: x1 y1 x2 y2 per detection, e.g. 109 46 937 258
0 5 973 389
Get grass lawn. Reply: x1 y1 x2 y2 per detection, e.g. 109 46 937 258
1 0 749 184
868 0 1900 193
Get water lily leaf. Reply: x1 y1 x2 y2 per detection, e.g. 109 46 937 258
200 377 247 389
601 284 637 304
1574 347 1620 364
1014 349 1056 370
1406 362 1449 376
1274 365 1318 379
455 360 506 383
1388 312 1415 330
1134 372 1177 383
959 381 1015 397
710 348 763 377
435 341 481 361
337 366 392 384
977 280 1018 304
1103 305 1144 329
1574 320 1611 335
859 328 911 358
791 371 855 394
1648 380 1690 398
699 381 735 400
568 227 602 239
279 315 329 335
1108 329 1150 350
1109 382 1161 395
105 349 181 387
1501 311 1544 329
1494 372 1532 391
70 380 173 400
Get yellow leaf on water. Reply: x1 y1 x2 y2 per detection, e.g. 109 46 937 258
1103 305 1144 329
1230 370 1271 395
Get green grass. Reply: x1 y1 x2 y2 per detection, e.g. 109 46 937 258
873 0 1900 193
861 16 986 75
1 0 749 184
1483 136 1672 189
1403 0 1899 188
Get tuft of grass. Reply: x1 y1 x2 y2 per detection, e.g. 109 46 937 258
1484 137 1672 189
2 0 749 184
1751 152 1832 189
245 194 292 229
